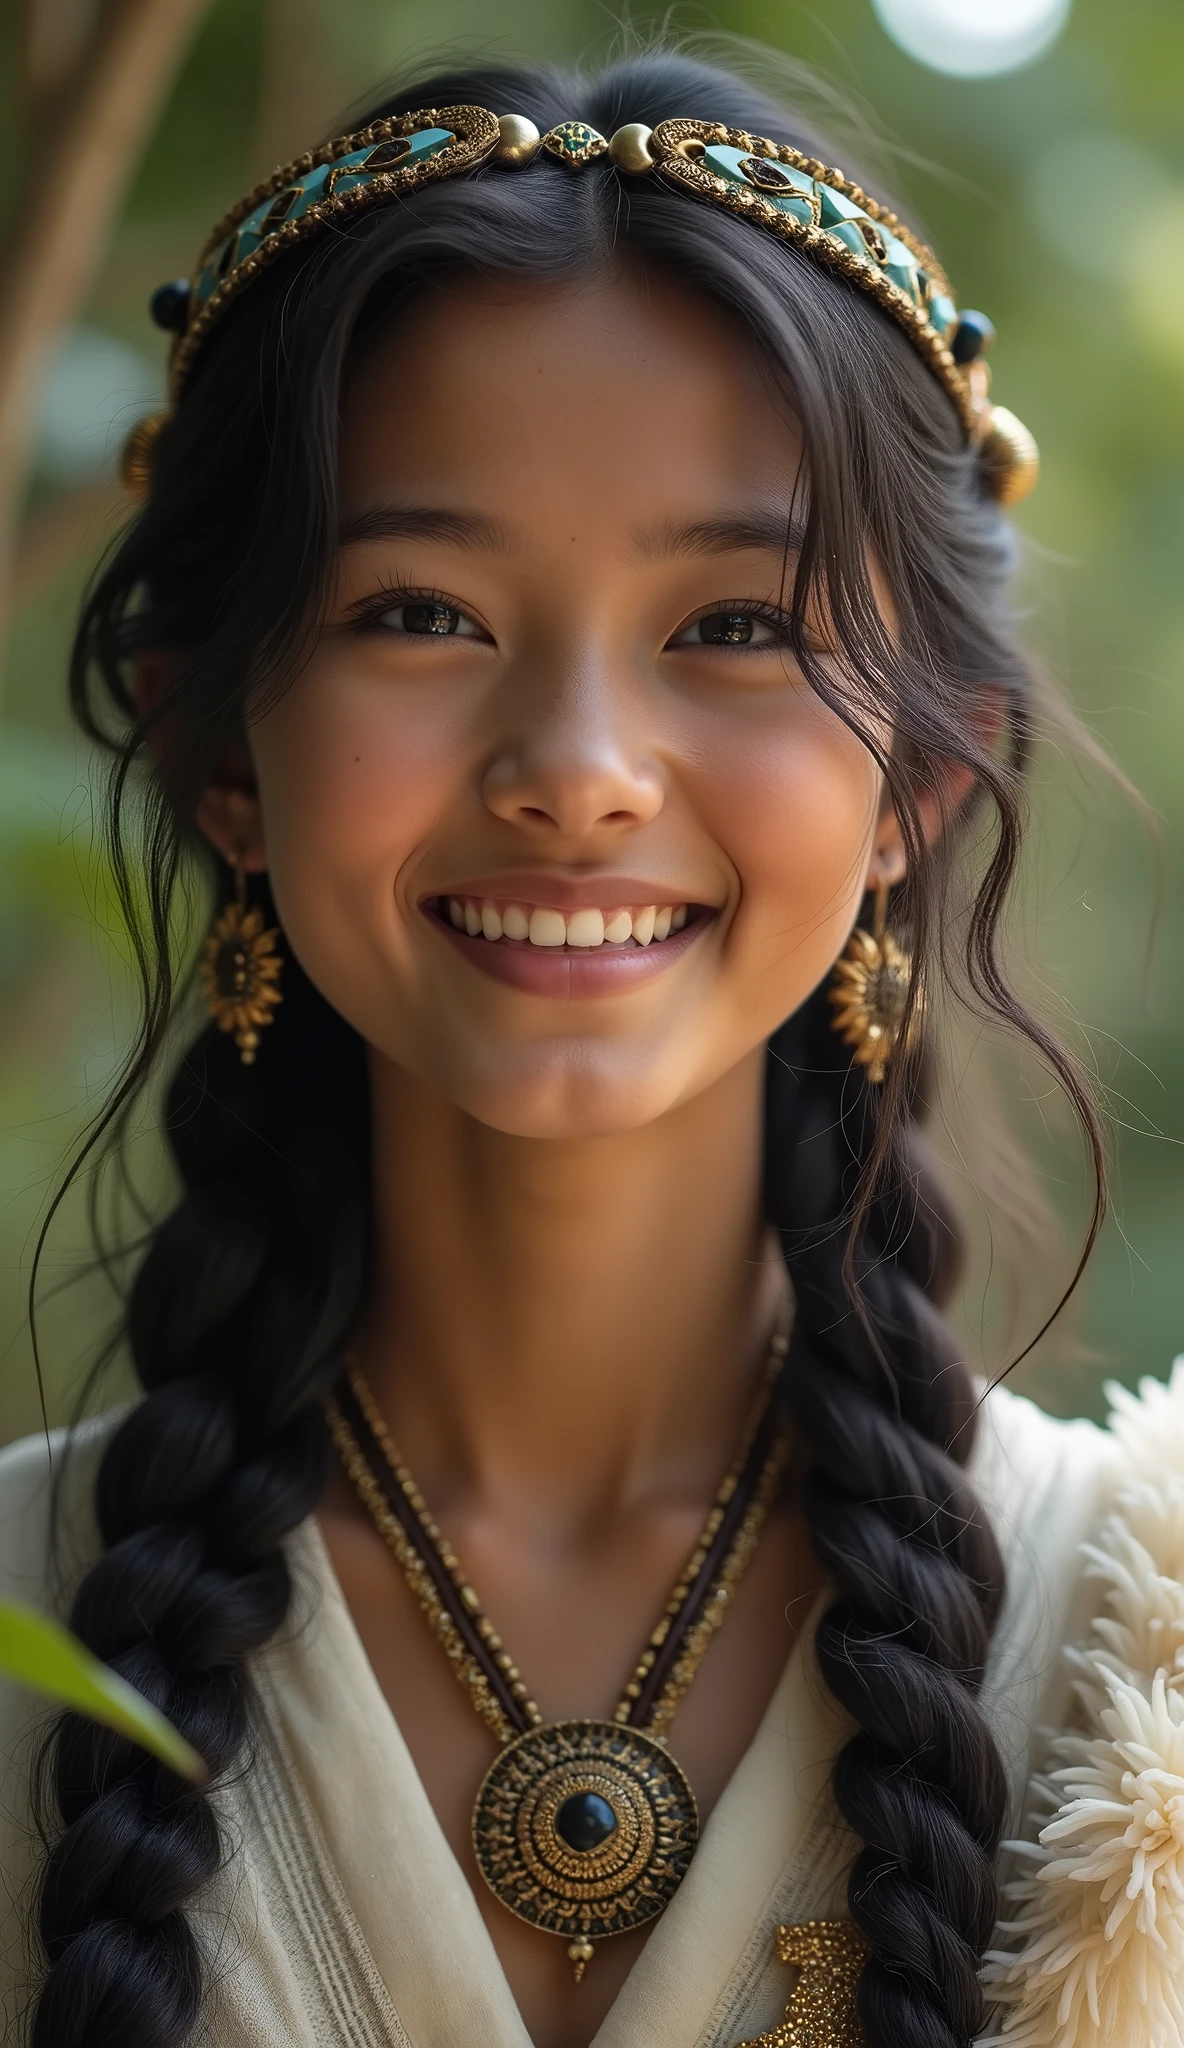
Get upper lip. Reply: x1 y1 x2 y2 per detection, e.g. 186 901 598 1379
422 873 711 912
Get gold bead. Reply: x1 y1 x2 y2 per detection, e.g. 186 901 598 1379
119 411 168 498
608 122 655 174
980 403 1040 507
567 1935 595 1982
494 113 542 167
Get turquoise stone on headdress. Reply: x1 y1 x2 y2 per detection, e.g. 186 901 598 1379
542 121 608 165
702 145 819 226
699 141 928 315
193 127 456 313
824 215 921 305
159 103 1000 459
925 285 958 337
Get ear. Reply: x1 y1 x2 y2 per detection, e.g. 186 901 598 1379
132 653 269 875
867 688 1005 892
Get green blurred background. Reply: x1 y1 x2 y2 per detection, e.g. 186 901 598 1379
2 0 1182 1446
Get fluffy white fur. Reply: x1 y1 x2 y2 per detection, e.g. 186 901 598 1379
981 1361 1184 2048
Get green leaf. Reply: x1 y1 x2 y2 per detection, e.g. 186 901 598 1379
0 1600 205 1782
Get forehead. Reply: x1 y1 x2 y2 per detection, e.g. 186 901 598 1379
337 268 805 525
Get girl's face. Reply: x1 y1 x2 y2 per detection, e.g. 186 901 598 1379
244 269 891 1138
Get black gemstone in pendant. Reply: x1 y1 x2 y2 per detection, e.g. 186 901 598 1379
472 1719 698 1943
556 1791 617 1852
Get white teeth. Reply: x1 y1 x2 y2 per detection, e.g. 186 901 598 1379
444 897 691 947
529 907 568 947
565 907 605 948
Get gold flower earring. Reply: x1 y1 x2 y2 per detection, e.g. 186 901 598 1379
829 876 920 1084
199 851 284 1065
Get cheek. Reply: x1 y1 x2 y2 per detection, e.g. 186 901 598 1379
694 697 879 993
247 662 461 957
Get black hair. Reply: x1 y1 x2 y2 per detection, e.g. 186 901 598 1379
29 45 1105 2048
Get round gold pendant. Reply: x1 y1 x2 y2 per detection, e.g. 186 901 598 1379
472 1719 699 1960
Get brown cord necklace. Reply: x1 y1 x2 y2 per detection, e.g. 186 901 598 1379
327 1312 790 1982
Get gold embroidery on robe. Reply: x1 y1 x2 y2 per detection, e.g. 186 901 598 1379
737 1919 867 2046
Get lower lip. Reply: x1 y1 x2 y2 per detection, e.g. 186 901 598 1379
423 904 713 996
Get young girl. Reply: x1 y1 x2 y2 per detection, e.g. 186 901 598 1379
3 45 1181 2048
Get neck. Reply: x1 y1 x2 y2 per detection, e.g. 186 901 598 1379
356 1050 782 1529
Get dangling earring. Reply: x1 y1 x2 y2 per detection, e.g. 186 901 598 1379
829 876 919 1085
199 852 284 1065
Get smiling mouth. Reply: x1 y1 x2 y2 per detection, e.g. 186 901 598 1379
436 895 697 949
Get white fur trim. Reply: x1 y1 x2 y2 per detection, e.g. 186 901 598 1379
981 1361 1184 2047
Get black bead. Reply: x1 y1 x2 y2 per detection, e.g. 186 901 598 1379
150 281 191 333
950 309 996 364
555 1792 617 1853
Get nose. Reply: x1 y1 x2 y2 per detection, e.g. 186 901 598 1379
481 669 664 841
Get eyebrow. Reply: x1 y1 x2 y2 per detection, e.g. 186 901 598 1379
337 503 807 562
633 513 808 561
337 504 520 551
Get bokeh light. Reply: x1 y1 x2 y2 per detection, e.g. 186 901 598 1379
871 0 1072 77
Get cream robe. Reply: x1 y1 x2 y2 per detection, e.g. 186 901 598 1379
0 1386 1124 2047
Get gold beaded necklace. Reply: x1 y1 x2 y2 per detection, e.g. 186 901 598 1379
327 1314 790 1982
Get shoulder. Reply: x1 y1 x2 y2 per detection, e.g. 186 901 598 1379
970 1378 1122 1566
0 1416 115 1762
0 1414 113 1612
0 1414 120 2032
982 1362 1184 2047
965 1383 1124 1810
971 1380 1123 1688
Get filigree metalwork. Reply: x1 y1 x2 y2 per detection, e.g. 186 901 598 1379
647 118 972 434
472 1718 698 1967
829 882 920 1084
329 1311 790 1978
738 1920 868 2046
169 104 500 396
199 896 283 1064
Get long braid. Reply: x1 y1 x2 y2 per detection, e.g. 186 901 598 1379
31 946 368 2046
766 976 1007 2048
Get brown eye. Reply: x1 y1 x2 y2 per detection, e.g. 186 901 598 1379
398 602 457 634
407 602 457 634
697 612 755 645
669 608 783 650
376 599 483 638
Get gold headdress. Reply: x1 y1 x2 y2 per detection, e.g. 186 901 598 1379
123 107 1037 508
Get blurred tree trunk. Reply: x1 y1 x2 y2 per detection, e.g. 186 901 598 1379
0 0 213 697
251 0 345 179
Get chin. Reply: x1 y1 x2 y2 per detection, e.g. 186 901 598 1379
432 1041 691 1141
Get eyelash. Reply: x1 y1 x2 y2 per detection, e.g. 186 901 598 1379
675 599 796 650
343 584 797 648
345 582 484 633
